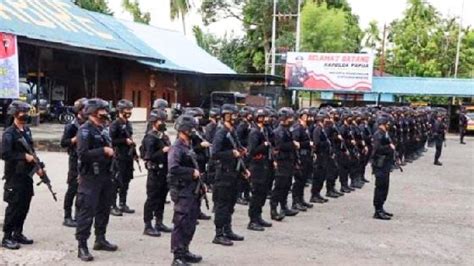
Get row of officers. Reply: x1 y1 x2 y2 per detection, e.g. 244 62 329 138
1 98 447 265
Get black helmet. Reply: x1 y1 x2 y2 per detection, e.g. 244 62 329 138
7 101 31 115
148 109 167 122
175 114 197 132
278 107 294 120
116 99 134 112
184 107 204 117
240 106 255 117
84 98 109 115
254 108 269 119
152 99 168 109
192 107 205 117
316 110 329 119
221 104 238 115
73 98 88 113
297 108 310 117
209 107 220 118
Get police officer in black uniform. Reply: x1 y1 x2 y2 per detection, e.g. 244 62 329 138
146 98 169 133
142 109 172 237
76 98 118 261
431 112 446 166
270 107 299 221
211 104 250 246
311 110 331 203
168 114 203 266
1 101 40 250
60 97 88 228
236 107 254 205
109 99 136 216
371 115 395 220
291 108 314 211
247 108 273 231
459 107 467 144
204 107 221 190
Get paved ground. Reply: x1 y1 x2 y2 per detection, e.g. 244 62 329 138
0 136 473 265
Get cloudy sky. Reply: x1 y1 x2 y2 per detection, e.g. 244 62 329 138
108 0 472 39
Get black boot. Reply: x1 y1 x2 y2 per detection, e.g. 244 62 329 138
310 194 329 203
155 218 173 233
292 202 307 212
197 212 211 220
340 186 353 193
212 228 233 246
93 235 118 251
63 217 77 228
2 233 20 250
270 206 285 221
144 222 161 237
325 190 340 198
301 198 314 208
184 246 203 263
172 255 190 266
258 216 272 227
120 203 135 214
434 161 443 166
382 208 394 217
12 233 33 245
224 225 244 241
78 240 94 261
110 205 123 216
282 205 299 216
247 221 265 232
373 210 391 220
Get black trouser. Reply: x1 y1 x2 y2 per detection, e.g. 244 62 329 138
113 160 133 206
337 153 351 187
64 156 79 219
373 167 390 211
143 170 168 223
213 175 238 229
459 127 466 143
271 161 294 208
75 175 114 241
435 139 443 162
292 156 312 203
205 159 216 186
170 186 199 256
237 177 251 199
326 158 338 191
64 178 79 219
248 162 270 222
312 155 328 196
3 182 33 237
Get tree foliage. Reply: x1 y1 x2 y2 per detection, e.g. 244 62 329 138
122 0 151 24
74 0 113 15
170 0 191 34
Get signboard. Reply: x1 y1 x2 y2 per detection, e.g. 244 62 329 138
285 52 374 92
0 32 19 99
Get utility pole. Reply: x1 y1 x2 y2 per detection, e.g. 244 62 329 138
270 0 277 75
295 0 302 52
379 24 387 76
454 0 465 78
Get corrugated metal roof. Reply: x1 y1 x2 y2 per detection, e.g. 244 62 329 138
372 77 474 96
0 0 165 62
120 20 236 74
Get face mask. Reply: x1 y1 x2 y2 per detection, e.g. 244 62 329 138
98 113 110 123
158 123 167 132
123 113 132 119
18 114 30 123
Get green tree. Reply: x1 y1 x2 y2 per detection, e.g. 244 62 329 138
363 20 381 50
170 0 191 35
122 0 151 24
74 0 113 15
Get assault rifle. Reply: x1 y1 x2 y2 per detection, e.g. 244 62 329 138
189 148 209 210
226 131 249 173
17 137 57 201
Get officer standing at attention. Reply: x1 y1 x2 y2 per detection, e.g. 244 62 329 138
291 108 314 211
76 98 118 261
371 115 395 220
109 99 136 216
211 104 250 246
168 115 203 266
60 97 88 228
431 112 446 166
311 110 331 204
1 101 41 250
142 109 172 237
204 107 221 190
458 107 467 144
270 107 299 221
236 107 254 205
247 108 273 231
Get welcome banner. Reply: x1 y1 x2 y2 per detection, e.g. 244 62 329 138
285 52 374 92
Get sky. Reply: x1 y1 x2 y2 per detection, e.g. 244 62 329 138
108 0 473 39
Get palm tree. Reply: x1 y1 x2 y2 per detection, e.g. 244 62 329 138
170 0 191 35
363 20 381 50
